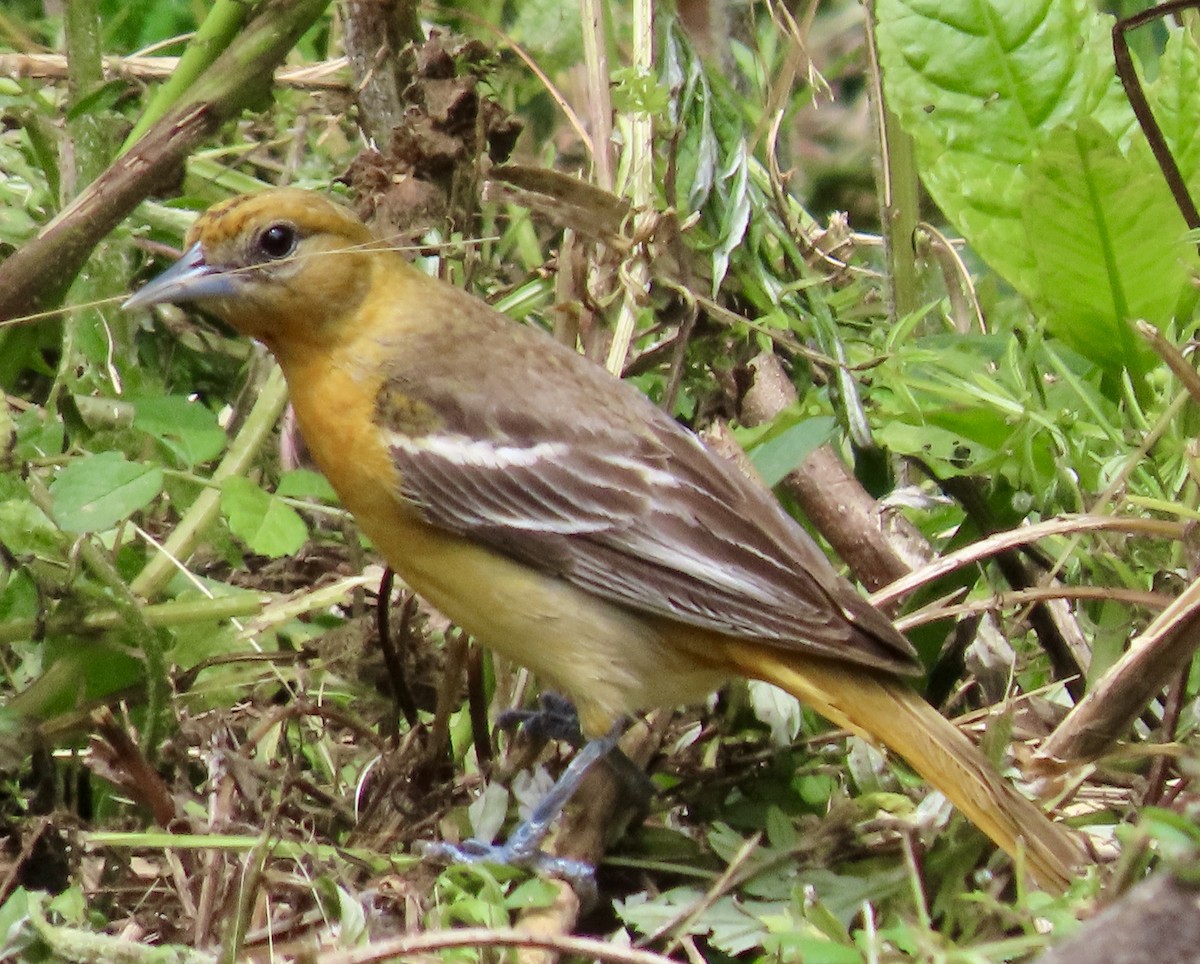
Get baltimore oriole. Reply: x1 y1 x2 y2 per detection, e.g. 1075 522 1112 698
125 188 1085 891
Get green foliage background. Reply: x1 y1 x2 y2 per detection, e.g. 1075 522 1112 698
0 0 1198 959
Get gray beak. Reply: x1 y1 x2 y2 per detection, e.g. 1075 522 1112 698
123 243 240 310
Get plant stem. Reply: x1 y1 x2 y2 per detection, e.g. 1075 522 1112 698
865 1 920 322
120 0 251 153
0 592 272 647
606 0 654 377
131 363 290 601
58 0 133 401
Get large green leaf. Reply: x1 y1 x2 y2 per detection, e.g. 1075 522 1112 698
876 0 1198 382
49 451 163 533
745 416 836 487
1024 121 1191 375
133 394 226 466
876 0 1125 298
1145 27 1200 202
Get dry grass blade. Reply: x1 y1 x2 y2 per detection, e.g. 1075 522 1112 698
871 515 1185 608
314 926 680 964
1037 573 1200 770
895 584 1171 633
0 52 351 88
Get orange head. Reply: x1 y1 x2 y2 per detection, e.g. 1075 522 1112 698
125 189 382 358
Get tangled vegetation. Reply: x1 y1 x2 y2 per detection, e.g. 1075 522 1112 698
1 0 1199 960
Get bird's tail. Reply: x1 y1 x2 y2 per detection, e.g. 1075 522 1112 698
718 640 1085 893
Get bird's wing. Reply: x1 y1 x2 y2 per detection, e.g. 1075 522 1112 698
374 325 917 674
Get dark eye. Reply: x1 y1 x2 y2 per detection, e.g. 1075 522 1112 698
257 223 297 260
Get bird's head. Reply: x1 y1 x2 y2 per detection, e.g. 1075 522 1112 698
125 189 380 356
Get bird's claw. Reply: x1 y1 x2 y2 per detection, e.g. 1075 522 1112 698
495 691 584 746
415 732 620 903
416 838 597 903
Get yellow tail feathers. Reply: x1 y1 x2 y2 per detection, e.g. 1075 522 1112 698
720 640 1084 892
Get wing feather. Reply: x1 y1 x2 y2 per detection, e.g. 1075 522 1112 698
375 317 918 674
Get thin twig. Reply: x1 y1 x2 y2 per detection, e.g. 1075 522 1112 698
316 926 680 964
872 515 1184 608
0 53 351 88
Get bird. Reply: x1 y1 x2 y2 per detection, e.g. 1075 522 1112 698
125 187 1085 892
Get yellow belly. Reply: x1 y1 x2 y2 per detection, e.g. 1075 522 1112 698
282 353 728 736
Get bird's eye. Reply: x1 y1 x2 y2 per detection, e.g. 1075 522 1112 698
257 223 298 260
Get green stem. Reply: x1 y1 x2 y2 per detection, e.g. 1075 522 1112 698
59 0 134 400
866 1 921 322
605 0 654 376
120 0 252 154
0 592 272 647
64 0 108 188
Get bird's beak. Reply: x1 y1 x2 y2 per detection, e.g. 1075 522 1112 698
123 243 241 310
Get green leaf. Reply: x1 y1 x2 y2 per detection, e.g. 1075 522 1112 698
1136 807 1200 860
1024 121 1192 376
618 889 771 956
6 638 144 723
746 416 835 487
0 888 31 957
133 395 226 466
0 495 63 558
764 805 797 851
767 935 862 962
711 139 750 295
668 28 718 213
875 0 1129 298
1144 27 1200 198
219 477 308 558
50 451 163 533
13 405 64 461
504 877 559 910
64 79 127 120
276 468 338 503
874 421 992 479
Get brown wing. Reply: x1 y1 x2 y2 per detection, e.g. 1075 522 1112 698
376 310 919 676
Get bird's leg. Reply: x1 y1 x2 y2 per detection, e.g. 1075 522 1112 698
498 692 656 820
418 726 622 896
496 690 584 745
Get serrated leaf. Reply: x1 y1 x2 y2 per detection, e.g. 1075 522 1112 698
1024 121 1193 376
876 0 1129 298
618 889 770 956
50 451 163 533
219 476 308 558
